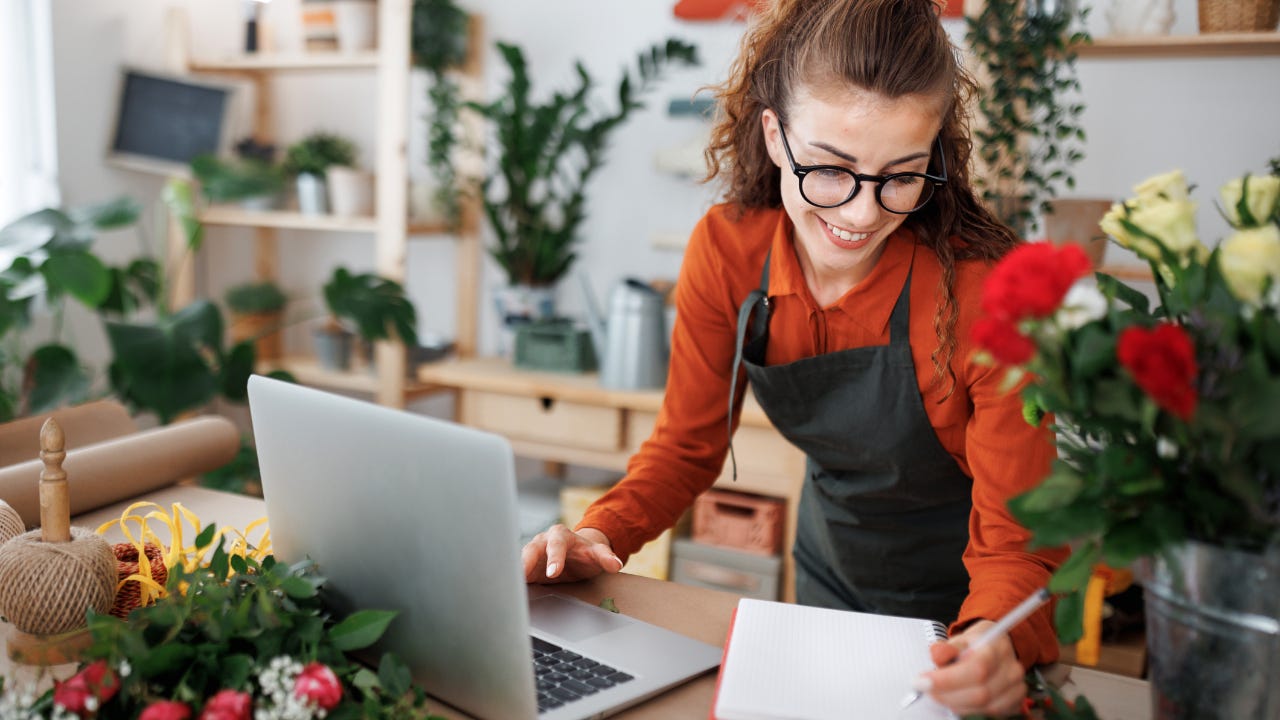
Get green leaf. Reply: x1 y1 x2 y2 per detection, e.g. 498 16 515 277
221 341 256 402
1013 467 1083 513
41 249 111 306
1070 324 1115 377
70 196 141 230
599 597 620 613
26 344 90 413
378 653 413 698
1048 541 1100 594
195 523 218 549
280 575 319 599
219 653 255 689
133 642 195 677
353 667 381 695
1053 587 1086 644
328 609 398 651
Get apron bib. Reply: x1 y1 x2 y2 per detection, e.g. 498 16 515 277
728 251 972 623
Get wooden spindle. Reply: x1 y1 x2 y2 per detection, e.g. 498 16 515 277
38 418 70 543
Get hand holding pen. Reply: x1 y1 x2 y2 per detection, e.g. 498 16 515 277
900 587 1052 714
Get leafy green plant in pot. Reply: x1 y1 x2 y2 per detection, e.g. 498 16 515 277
225 280 288 363
283 131 357 215
965 0 1090 235
191 138 287 211
466 38 699 334
314 267 419 372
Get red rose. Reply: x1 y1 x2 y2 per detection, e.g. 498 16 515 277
294 662 343 710
140 701 192 720
198 690 252 720
971 316 1036 365
54 660 120 716
982 243 1092 322
1117 323 1199 420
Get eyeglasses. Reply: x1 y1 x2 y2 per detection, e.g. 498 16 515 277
776 123 948 214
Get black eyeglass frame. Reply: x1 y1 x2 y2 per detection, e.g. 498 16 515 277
776 123 949 214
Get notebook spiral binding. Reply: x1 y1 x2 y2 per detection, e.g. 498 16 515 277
925 620 948 643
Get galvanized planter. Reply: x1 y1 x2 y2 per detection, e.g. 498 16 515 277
1141 541 1280 719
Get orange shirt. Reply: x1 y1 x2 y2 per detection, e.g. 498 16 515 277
577 204 1066 667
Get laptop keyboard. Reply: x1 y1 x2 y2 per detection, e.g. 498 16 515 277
531 636 634 713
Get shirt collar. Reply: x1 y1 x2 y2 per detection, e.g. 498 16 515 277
768 217 917 336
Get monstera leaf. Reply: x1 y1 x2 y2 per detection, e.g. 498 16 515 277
106 300 224 423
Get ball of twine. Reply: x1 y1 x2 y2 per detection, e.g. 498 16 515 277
110 542 167 619
0 527 117 635
0 500 23 545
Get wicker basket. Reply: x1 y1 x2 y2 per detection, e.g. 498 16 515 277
1198 0 1280 32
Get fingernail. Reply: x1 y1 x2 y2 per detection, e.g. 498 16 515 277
611 554 623 568
546 562 558 577
911 676 932 693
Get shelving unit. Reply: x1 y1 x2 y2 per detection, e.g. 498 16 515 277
1077 31 1280 58
175 2 484 408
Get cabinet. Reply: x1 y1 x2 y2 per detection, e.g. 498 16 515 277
173 1 483 408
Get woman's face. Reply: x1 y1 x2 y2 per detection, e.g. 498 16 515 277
762 84 942 293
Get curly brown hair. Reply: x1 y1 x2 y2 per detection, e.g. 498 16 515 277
704 0 1021 398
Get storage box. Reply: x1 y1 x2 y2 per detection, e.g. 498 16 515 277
514 320 596 373
560 484 672 580
692 489 784 556
671 538 781 600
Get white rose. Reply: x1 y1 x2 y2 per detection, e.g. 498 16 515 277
1099 201 1161 261
1219 224 1280 304
1220 174 1280 227
1128 198 1199 257
1133 169 1190 203
1056 281 1108 330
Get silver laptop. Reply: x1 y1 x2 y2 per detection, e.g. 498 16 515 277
247 375 721 719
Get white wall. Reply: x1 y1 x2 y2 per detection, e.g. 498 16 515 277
45 0 1280 369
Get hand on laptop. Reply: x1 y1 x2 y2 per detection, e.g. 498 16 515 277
522 524 625 584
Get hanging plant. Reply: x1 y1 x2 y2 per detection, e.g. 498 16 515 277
411 0 470 225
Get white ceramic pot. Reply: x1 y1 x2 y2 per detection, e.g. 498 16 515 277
295 172 328 215
325 166 374 217
333 0 377 53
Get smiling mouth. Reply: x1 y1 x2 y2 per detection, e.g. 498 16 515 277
825 220 870 244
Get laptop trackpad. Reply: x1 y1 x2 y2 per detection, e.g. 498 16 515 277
530 594 632 643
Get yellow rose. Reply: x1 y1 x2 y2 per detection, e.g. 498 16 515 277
1133 170 1190 203
1100 201 1161 261
1219 224 1280 304
1219 174 1280 227
1129 199 1199 256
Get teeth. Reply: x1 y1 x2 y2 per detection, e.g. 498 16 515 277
826 221 869 243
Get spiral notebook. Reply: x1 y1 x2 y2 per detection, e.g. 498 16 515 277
713 598 958 720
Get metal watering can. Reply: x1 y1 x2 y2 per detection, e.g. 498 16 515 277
580 276 669 390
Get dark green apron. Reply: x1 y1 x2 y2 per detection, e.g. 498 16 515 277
728 251 972 623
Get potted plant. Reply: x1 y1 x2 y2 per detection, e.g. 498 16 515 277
191 138 286 210
224 280 288 362
313 267 418 371
410 0 470 224
965 0 1090 235
467 38 698 337
971 165 1280 717
283 132 357 215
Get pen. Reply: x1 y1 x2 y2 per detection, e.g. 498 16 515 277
899 587 1052 711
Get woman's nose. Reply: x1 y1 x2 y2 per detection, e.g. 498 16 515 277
839 183 883 228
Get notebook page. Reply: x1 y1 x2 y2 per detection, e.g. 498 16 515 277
715 598 956 720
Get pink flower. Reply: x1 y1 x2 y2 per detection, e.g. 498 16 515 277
54 660 120 716
198 690 252 720
140 701 192 720
294 662 343 710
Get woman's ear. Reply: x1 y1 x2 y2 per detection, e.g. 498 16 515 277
760 108 784 169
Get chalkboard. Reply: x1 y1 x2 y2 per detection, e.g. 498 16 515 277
109 69 234 174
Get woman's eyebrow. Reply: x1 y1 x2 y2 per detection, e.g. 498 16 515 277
810 141 930 168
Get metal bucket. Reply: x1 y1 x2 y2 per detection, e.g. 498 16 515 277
1141 541 1280 719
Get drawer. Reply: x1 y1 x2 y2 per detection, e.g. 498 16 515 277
626 410 660 452
461 391 623 452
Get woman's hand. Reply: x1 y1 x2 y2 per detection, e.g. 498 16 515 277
521 524 624 584
919 620 1027 716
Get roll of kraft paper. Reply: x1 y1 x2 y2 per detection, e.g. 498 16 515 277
0 416 240 527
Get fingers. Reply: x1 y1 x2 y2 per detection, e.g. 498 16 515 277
921 627 1026 716
590 543 624 574
542 524 574 579
522 524 620 584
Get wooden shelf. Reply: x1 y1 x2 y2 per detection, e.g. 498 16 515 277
1097 264 1155 282
264 355 443 400
188 52 379 72
1078 32 1280 58
199 206 378 233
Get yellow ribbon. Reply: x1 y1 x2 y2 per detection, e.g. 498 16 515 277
96 501 271 605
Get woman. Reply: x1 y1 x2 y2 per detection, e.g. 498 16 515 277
521 0 1066 714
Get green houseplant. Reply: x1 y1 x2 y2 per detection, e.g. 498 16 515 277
225 280 289 362
313 267 419 371
283 132 358 215
411 0 470 224
192 138 287 210
468 38 699 292
965 0 1090 234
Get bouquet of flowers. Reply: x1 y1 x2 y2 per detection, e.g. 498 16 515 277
971 163 1280 640
0 517 443 720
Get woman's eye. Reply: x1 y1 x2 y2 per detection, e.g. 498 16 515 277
888 174 922 187
811 168 850 181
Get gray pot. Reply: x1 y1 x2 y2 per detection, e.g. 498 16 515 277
312 326 354 370
296 173 328 215
1140 540 1280 719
